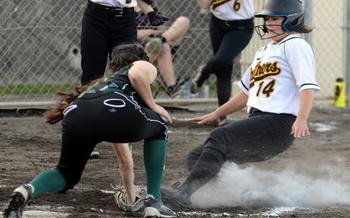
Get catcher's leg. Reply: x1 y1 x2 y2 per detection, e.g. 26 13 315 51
143 139 176 217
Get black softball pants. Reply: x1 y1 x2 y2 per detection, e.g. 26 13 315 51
80 1 137 85
197 15 254 106
56 91 167 189
182 111 296 195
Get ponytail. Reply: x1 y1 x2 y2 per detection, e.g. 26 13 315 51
44 79 99 124
45 44 144 124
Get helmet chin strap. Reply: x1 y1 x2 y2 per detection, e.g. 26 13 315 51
254 25 286 40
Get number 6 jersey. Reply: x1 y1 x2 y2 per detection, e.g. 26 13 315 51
239 34 320 116
211 0 254 20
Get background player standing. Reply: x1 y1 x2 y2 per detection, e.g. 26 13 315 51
80 0 166 85
161 0 320 208
79 1 168 211
191 0 255 126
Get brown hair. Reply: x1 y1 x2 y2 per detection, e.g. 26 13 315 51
44 80 98 124
44 43 145 124
108 43 146 73
298 25 313 33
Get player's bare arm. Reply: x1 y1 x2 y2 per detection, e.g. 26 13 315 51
190 91 248 124
128 61 157 108
291 89 315 137
129 61 172 123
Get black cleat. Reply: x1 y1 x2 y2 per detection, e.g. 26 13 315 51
190 80 199 94
166 76 190 98
190 65 205 94
161 187 191 209
166 85 181 98
144 196 176 218
3 184 33 218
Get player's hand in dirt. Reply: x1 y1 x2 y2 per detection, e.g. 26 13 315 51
291 117 310 137
188 111 219 125
153 104 172 123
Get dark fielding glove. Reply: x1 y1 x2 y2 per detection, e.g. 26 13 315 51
147 11 169 26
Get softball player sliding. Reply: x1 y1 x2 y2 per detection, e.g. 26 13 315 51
162 0 320 208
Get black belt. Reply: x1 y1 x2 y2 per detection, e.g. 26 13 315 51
87 0 134 17
248 107 261 114
213 15 254 28
247 107 296 118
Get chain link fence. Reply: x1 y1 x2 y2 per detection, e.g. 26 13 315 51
0 0 347 107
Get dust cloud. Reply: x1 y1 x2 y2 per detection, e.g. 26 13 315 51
192 162 350 208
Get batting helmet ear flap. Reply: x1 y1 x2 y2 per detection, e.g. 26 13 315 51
282 13 305 32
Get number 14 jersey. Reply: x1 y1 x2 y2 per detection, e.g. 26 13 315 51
239 34 320 116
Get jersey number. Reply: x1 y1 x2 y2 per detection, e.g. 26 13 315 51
233 0 241 11
125 0 132 3
256 79 275 97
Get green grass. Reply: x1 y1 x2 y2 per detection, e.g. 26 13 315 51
0 81 218 96
0 84 78 95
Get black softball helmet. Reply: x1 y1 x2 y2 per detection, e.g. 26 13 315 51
255 0 305 32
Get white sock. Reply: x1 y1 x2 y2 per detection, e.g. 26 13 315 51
13 185 29 201
146 194 155 199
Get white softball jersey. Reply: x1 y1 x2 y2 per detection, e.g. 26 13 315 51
90 0 137 8
211 0 254 20
239 34 320 116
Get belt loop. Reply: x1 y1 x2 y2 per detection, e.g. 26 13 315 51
247 107 252 114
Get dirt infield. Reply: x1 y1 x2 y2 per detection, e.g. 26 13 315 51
1 102 350 217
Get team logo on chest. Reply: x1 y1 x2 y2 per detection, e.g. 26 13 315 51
212 0 231 9
249 61 281 97
250 61 281 87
